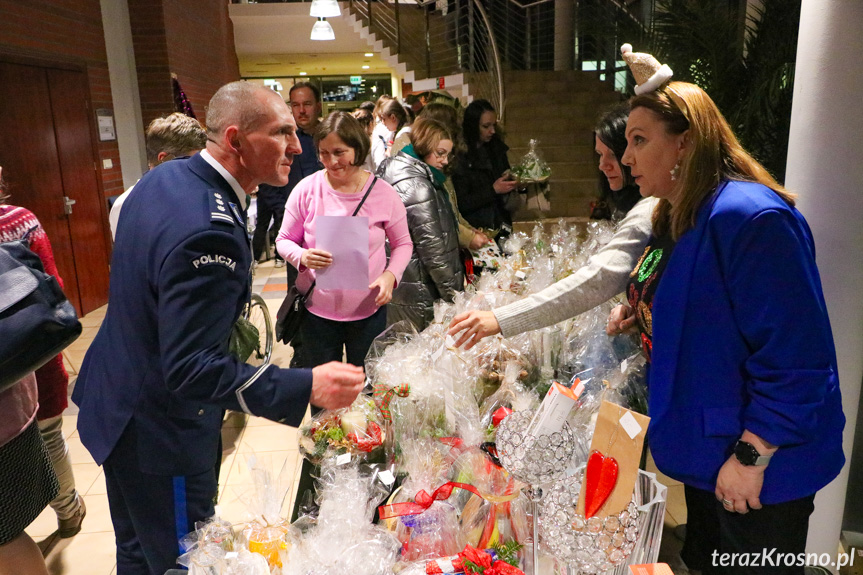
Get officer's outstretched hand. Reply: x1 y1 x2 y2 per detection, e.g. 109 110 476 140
309 362 365 410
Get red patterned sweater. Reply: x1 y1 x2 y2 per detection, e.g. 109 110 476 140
0 204 69 419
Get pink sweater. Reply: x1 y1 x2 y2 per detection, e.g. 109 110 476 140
276 170 413 321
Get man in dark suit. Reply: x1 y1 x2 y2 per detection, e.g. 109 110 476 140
72 82 364 575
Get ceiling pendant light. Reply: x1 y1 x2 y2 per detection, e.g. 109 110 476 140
310 0 341 18
310 18 335 41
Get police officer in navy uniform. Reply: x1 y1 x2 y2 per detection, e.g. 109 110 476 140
72 82 365 575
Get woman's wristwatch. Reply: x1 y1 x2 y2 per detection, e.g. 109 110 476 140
734 440 773 466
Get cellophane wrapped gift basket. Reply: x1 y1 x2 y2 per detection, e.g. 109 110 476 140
174 219 666 575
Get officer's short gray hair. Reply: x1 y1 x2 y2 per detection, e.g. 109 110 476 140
145 113 207 166
205 81 279 137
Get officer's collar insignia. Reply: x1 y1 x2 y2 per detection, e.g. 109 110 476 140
228 202 244 226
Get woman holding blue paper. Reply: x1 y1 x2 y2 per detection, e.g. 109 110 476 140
276 112 413 368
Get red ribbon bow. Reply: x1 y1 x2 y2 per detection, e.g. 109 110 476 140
457 545 525 575
378 481 481 520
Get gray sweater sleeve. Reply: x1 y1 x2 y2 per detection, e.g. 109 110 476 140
493 197 658 338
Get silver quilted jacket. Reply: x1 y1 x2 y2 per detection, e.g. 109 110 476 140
377 151 464 331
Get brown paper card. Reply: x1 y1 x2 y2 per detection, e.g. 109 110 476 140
576 400 650 518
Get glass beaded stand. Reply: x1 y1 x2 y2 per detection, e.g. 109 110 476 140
540 468 667 574
496 410 576 575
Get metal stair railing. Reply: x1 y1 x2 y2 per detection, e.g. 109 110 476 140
347 0 504 119
483 0 649 82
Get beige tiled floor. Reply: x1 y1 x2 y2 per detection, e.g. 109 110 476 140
27 259 689 574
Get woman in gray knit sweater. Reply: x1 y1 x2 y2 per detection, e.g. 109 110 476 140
448 104 657 348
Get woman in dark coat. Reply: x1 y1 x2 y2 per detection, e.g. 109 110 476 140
451 99 519 241
377 117 465 331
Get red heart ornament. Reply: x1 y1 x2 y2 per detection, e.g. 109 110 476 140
584 450 619 518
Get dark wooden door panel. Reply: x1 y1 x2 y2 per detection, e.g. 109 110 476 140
46 68 110 316
0 61 82 312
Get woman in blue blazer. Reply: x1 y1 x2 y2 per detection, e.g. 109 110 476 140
606 76 845 573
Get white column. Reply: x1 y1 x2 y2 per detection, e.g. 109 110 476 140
784 1 863 567
554 0 574 71
100 0 147 189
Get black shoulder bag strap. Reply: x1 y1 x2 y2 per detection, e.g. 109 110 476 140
304 175 377 297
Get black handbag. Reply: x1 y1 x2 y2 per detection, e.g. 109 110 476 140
275 177 377 344
0 240 82 392
275 280 314 345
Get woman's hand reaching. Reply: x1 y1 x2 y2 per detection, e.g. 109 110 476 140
370 270 397 307
469 231 492 250
606 304 637 336
448 310 501 349
300 248 333 270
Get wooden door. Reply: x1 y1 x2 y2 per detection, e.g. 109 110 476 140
0 59 110 316
0 60 82 311
46 68 111 315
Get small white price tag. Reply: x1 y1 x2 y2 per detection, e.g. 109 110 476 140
378 469 396 486
431 343 445 362
445 334 456 348
619 410 643 440
336 453 351 466
225 552 239 560
515 270 527 280
573 380 585 397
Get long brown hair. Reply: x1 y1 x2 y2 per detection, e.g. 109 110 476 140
630 81 795 239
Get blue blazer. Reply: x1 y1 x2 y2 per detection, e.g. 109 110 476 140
647 180 845 504
73 154 313 476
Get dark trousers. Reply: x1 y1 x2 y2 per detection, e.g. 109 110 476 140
252 190 286 261
104 421 216 575
290 307 387 520
682 485 815 575
300 306 387 368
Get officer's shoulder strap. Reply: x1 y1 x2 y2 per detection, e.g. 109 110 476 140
208 188 237 227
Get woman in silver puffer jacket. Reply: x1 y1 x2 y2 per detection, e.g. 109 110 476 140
377 117 465 331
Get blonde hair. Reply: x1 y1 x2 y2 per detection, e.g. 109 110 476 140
409 117 452 159
145 113 206 166
630 81 795 239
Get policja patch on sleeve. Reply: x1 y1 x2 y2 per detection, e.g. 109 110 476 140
190 253 237 272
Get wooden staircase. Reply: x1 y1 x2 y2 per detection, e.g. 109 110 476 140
344 3 624 219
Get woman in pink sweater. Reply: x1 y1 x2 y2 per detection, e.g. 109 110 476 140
276 112 413 369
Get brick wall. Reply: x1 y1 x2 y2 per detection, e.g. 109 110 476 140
129 0 241 129
0 0 124 200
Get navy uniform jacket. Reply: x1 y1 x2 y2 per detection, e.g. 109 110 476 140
73 153 313 476
647 180 845 503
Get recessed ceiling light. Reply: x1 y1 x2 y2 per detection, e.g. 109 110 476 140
364 53 373 57
299 72 307 76
362 65 370 69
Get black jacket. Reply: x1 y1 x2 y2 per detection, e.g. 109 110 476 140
451 137 512 231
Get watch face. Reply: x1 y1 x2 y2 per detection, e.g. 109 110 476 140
734 441 759 465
